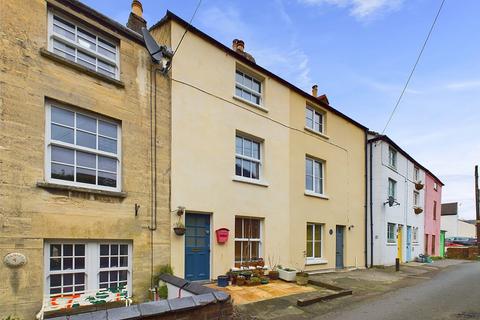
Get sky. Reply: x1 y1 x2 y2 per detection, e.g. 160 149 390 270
83 0 480 219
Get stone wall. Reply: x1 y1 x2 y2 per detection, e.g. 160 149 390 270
0 0 171 318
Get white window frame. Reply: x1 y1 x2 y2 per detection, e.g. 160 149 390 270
388 178 396 199
388 147 397 169
234 217 263 265
413 191 420 207
235 69 263 107
43 241 132 298
45 101 122 192
387 223 396 243
433 182 438 191
413 227 419 243
305 106 324 134
235 134 262 181
305 157 325 196
414 167 420 181
306 223 324 264
47 10 120 79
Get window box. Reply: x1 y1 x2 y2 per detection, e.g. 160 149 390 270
278 267 297 282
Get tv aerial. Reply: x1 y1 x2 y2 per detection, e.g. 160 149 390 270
141 27 173 73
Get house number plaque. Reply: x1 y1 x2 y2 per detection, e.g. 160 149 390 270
3 252 27 268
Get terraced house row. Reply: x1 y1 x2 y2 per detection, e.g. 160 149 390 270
0 0 443 318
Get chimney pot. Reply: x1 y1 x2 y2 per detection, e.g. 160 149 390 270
232 39 245 52
312 85 318 97
132 0 143 17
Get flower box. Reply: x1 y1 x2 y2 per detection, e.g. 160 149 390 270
278 267 297 282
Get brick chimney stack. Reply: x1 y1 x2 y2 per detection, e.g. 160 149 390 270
127 0 147 34
232 39 255 63
312 85 318 97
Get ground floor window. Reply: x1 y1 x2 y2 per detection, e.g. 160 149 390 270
306 223 323 262
431 235 436 255
387 223 396 243
234 217 262 266
45 241 131 296
413 227 419 243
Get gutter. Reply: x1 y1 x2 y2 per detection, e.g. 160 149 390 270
364 130 369 268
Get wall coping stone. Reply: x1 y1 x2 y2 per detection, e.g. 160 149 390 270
167 296 196 312
137 300 171 316
106 304 141 320
159 274 216 295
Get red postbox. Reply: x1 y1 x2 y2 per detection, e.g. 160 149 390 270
215 228 230 244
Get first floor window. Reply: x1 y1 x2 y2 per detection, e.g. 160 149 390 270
46 102 121 191
234 217 262 266
306 157 324 194
45 241 131 296
388 178 396 199
235 135 261 180
306 223 322 260
388 147 397 169
387 223 396 243
413 191 419 206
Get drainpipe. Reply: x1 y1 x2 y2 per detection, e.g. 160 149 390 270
369 140 374 268
364 131 368 268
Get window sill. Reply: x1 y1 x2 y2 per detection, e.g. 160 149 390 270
233 95 269 113
232 176 269 187
304 190 329 200
306 258 328 265
40 48 125 88
386 242 397 246
304 127 330 139
387 165 398 172
37 181 127 198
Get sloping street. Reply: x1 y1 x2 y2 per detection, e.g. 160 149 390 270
315 261 480 320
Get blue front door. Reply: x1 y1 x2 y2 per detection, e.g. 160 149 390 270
185 213 210 281
406 226 412 261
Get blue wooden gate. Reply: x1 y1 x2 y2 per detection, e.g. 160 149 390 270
185 213 210 281
406 226 412 261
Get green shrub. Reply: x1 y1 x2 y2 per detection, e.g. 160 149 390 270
153 264 174 285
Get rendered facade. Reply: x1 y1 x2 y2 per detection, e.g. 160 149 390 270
424 172 443 256
0 0 171 318
151 12 367 281
367 134 430 266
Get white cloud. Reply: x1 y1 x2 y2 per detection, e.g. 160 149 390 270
299 0 404 19
445 80 480 91
197 4 312 91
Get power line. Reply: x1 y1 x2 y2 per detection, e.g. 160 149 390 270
171 0 203 59
381 0 446 134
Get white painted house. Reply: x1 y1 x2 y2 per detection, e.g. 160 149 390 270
367 133 428 266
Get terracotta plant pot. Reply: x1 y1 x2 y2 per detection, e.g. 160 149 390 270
296 272 309 286
173 227 186 236
268 271 279 280
414 207 423 214
236 277 245 286
415 182 424 190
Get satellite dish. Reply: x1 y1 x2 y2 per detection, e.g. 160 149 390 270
141 27 173 69
388 196 395 207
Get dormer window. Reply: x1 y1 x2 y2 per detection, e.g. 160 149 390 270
48 11 119 79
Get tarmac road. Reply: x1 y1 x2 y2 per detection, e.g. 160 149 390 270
316 261 480 320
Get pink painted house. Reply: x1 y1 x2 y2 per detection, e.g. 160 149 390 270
424 172 443 256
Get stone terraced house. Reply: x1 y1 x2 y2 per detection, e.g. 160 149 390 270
0 0 171 318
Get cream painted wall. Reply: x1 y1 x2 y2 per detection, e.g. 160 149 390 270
158 19 366 279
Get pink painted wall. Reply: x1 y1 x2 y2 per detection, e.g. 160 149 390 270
424 172 443 256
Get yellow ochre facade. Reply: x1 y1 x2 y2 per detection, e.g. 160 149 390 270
152 13 367 281
0 0 171 318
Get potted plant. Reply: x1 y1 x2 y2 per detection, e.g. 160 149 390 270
260 277 269 285
173 221 186 236
414 206 423 214
250 276 261 286
236 275 245 286
415 181 424 190
296 271 309 286
268 255 279 280
278 266 297 282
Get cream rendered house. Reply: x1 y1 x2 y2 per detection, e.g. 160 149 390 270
151 12 367 280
